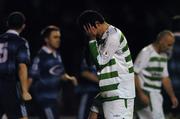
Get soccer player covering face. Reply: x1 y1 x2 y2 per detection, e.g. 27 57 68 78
134 30 179 119
77 10 135 119
0 12 32 119
29 25 77 119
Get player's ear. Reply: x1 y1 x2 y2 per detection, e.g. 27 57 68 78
22 24 26 30
95 21 101 28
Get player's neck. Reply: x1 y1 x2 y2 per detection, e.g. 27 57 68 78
46 45 56 53
12 28 23 34
100 22 110 39
102 22 110 33
152 43 161 54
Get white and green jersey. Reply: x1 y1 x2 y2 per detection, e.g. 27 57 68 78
134 44 169 93
89 25 135 101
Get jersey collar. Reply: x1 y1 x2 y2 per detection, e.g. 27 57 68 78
42 46 57 57
6 29 19 36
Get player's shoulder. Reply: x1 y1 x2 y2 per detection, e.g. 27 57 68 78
108 25 119 34
37 47 51 59
142 44 152 52
140 44 154 55
104 25 122 43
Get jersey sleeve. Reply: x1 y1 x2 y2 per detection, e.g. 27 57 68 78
134 48 150 74
29 56 40 79
89 33 120 69
16 40 30 65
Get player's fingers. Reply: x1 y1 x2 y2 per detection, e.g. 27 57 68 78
84 24 92 34
88 23 96 31
172 99 178 108
83 25 88 32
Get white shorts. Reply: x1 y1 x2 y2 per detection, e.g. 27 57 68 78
103 99 134 119
137 92 165 119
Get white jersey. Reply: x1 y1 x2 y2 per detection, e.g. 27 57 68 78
134 44 169 93
89 25 135 100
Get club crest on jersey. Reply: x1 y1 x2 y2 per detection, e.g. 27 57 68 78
103 51 108 57
49 65 62 76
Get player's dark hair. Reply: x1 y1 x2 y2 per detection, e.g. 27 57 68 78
77 10 105 30
41 25 60 39
7 11 25 29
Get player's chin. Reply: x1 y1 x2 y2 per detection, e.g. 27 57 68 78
53 42 60 47
55 44 60 49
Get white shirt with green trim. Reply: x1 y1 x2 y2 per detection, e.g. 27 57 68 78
89 25 135 100
134 44 169 93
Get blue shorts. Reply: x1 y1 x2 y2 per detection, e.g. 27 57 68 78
0 80 28 118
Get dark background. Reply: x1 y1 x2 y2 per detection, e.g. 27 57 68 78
0 0 180 117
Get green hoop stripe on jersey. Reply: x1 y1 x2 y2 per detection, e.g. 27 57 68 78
101 96 131 104
120 34 125 43
100 59 116 69
145 67 164 72
101 96 120 102
89 41 116 70
125 54 132 62
120 33 134 73
144 82 161 89
98 71 118 80
125 99 128 108
128 66 134 73
100 83 119 92
89 41 98 62
143 75 162 81
149 57 167 62
122 44 129 52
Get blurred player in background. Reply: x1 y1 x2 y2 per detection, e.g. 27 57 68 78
134 30 179 119
29 25 77 119
76 48 99 119
77 10 135 119
0 12 32 119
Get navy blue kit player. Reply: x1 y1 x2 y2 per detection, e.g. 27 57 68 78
0 12 32 119
29 25 77 119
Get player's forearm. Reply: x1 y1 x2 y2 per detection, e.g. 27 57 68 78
82 71 99 83
162 77 176 98
18 64 29 93
89 40 112 69
89 40 99 65
135 74 144 96
27 78 33 90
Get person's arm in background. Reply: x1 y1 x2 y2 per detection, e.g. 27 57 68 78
81 59 99 83
17 40 32 101
162 61 179 108
61 73 78 86
19 63 32 101
81 71 99 83
28 56 40 89
135 74 149 106
134 48 150 105
88 111 98 119
162 77 178 108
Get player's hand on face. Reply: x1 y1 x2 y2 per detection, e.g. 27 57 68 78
22 92 32 101
171 96 179 109
83 24 97 40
